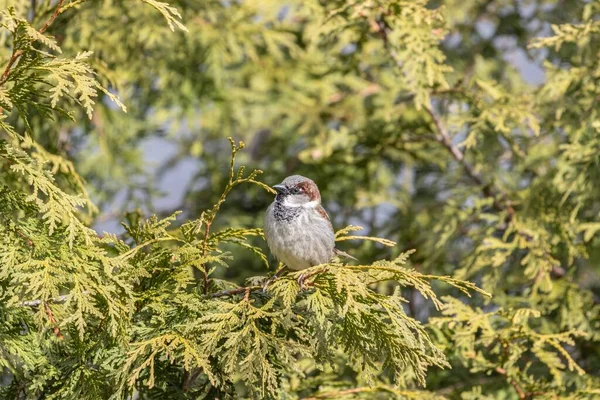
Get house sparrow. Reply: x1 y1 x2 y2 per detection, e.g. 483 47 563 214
264 175 355 287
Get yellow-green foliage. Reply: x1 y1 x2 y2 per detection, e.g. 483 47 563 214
1 0 600 399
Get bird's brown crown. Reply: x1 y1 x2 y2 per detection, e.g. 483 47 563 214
280 175 321 201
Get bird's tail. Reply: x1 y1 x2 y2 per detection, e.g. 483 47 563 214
334 248 358 261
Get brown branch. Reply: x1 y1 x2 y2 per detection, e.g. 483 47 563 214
372 7 566 282
495 367 526 399
211 285 262 298
39 0 65 34
436 376 498 395
301 387 369 400
373 12 515 218
201 221 211 294
423 104 512 212
424 105 566 278
21 291 89 307
44 302 64 340
300 386 423 400
0 50 24 86
14 227 35 248
181 367 204 392
0 0 65 86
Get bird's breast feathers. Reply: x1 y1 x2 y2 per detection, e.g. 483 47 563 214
265 203 335 270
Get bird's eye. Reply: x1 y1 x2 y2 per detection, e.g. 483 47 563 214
292 187 301 194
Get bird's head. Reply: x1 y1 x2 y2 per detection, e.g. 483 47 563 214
273 175 321 208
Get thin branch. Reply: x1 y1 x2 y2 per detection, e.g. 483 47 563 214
201 221 211 295
0 0 65 86
211 285 262 298
495 367 526 399
423 104 508 208
372 9 517 218
0 50 24 86
39 0 65 34
424 104 565 278
14 227 35 248
300 386 427 400
44 303 64 340
21 292 89 307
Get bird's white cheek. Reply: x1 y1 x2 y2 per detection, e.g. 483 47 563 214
282 194 311 208
302 200 320 209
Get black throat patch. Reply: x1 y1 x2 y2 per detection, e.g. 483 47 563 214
273 200 301 222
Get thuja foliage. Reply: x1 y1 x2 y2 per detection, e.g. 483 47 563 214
2 0 600 399
1 2 485 398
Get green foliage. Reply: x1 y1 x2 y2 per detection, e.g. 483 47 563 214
1 0 600 399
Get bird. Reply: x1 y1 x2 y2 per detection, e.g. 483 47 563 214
263 175 355 288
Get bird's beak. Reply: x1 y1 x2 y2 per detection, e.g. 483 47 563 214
273 184 286 194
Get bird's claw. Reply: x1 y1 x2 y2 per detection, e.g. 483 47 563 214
297 273 308 290
262 275 277 293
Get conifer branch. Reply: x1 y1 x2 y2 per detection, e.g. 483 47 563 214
0 0 65 87
21 292 88 307
0 1 597 397
423 104 511 211
374 11 515 218
38 0 65 35
495 367 526 399
300 386 440 399
44 303 64 340
210 285 262 298
424 104 566 278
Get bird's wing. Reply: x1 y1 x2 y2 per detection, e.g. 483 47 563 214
316 205 358 262
333 248 358 261
315 204 334 232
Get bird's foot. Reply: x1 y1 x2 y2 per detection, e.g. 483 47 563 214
262 266 288 293
297 273 308 290
262 275 278 293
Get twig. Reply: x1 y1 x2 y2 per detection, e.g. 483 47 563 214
44 302 64 340
301 387 368 400
201 221 211 294
423 104 513 212
182 139 271 392
372 10 515 215
0 50 24 86
424 104 565 278
0 0 65 86
300 386 423 400
211 285 262 298
436 376 497 395
372 9 565 280
39 0 65 34
495 367 526 399
14 227 35 248
21 291 90 307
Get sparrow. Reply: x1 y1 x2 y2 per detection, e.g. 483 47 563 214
263 175 355 288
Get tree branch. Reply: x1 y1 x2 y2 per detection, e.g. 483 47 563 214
495 367 527 399
0 0 65 87
44 302 64 340
300 386 427 400
423 104 512 211
424 104 565 278
210 285 262 298
21 292 89 307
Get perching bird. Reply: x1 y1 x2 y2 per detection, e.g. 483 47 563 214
263 175 355 287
